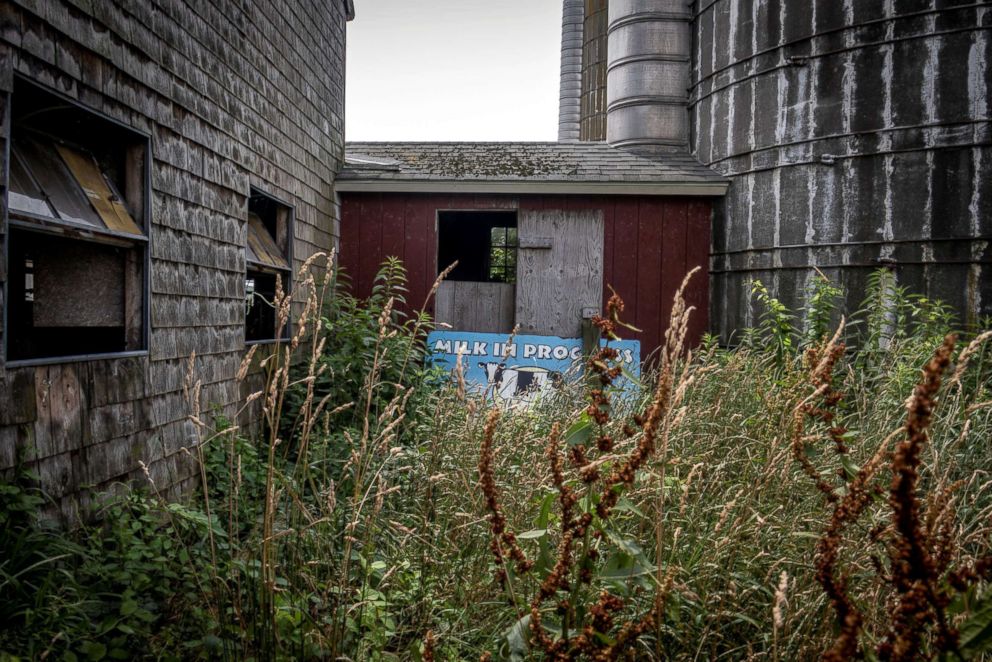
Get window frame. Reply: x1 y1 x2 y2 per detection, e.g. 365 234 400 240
2 76 152 367
244 187 294 346
487 225 518 284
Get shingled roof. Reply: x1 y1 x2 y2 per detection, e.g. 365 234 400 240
338 142 728 196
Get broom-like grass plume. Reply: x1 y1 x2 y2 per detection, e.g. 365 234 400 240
879 333 959 661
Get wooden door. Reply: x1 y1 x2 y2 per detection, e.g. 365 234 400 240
515 209 604 337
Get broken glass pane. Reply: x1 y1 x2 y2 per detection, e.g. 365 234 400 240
8 149 54 217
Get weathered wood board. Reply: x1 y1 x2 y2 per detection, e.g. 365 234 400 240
435 280 514 333
516 209 603 337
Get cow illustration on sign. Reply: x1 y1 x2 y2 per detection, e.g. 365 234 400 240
479 362 564 405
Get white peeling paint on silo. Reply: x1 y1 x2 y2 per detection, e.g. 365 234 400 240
749 78 757 153
968 265 983 327
968 27 988 119
841 161 856 247
775 70 788 145
841 53 855 135
822 164 837 243
726 89 736 162
971 148 983 239
806 167 818 245
772 168 782 268
709 6 718 163
750 0 758 55
923 20 939 125
778 0 786 45
708 91 716 164
747 173 755 250
970 147 984 319
808 57 820 140
881 154 895 259
726 0 737 159
795 63 810 144
881 31 894 254
924 149 934 245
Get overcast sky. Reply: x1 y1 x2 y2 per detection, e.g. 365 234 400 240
345 1 563 142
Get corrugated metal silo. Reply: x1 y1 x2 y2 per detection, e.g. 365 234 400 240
692 0 992 340
559 0 585 141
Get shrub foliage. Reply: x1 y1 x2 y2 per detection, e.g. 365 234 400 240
1 260 990 661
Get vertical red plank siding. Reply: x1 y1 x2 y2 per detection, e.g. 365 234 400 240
660 199 688 339
421 196 440 314
357 195 384 299
609 199 640 336
381 198 405 264
338 194 361 290
403 196 431 312
685 199 711 346
338 192 712 357
635 199 664 353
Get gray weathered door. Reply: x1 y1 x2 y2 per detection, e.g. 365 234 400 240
515 209 603 337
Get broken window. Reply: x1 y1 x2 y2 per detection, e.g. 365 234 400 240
245 189 292 343
437 211 518 283
4 78 148 362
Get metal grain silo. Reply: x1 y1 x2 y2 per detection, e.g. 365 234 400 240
606 0 692 152
580 0 610 140
559 0 585 141
693 0 992 340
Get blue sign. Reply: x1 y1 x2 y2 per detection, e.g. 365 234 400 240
426 330 640 404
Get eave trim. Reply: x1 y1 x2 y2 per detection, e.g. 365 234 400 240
334 179 729 196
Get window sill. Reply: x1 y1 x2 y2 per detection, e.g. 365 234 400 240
4 349 149 369
245 338 290 347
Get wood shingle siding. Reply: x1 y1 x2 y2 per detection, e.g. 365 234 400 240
0 0 350 523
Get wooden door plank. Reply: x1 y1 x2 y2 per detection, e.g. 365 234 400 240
445 281 514 333
435 280 455 326
516 209 604 338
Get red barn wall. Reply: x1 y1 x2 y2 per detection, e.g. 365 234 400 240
339 193 711 357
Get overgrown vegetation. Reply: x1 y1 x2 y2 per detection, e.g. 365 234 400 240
1 262 990 661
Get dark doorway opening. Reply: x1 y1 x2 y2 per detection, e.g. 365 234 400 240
437 211 517 283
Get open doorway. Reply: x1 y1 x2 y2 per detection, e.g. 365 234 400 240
435 211 517 333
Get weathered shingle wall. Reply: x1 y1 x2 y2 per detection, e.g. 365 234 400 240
0 0 347 521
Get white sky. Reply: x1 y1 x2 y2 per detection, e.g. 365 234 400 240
345 1 564 142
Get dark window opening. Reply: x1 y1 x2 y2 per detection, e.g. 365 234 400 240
245 190 292 343
437 211 518 283
7 230 139 360
4 78 148 362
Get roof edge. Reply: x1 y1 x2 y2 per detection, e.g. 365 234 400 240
335 179 729 197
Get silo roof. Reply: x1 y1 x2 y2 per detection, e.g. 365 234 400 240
338 142 728 196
